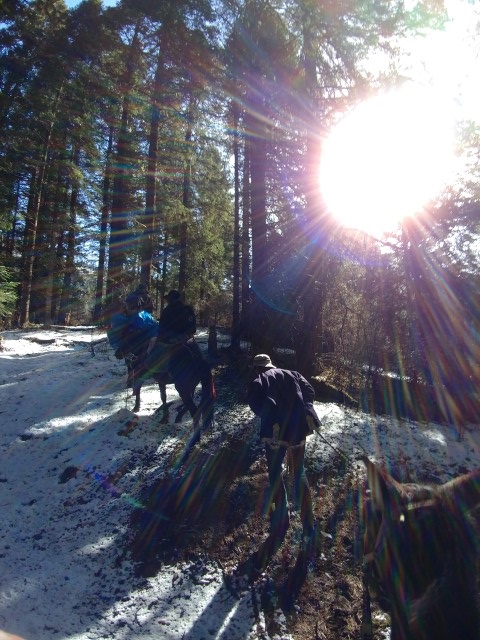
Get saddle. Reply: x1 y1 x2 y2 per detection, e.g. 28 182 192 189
143 338 201 376
144 342 170 376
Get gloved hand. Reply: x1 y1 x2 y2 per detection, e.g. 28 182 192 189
114 349 124 360
306 415 320 434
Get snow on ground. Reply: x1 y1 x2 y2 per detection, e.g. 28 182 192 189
1 327 480 640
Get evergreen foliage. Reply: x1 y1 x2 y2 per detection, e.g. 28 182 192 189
0 0 478 415
0 266 18 323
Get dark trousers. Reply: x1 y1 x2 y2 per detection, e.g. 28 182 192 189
264 442 314 536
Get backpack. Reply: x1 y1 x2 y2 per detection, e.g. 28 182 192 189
179 304 196 335
108 311 156 356
107 313 130 352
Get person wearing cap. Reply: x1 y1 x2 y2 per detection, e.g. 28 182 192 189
247 353 321 557
156 290 197 345
107 296 159 410
125 283 154 314
145 289 197 375
136 283 154 313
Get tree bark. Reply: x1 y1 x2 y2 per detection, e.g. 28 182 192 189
230 102 241 349
106 21 141 315
140 45 164 288
93 125 114 324
179 96 195 294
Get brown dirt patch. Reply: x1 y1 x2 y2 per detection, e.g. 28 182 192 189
128 438 389 639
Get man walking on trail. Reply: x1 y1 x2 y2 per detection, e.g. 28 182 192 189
246 353 321 562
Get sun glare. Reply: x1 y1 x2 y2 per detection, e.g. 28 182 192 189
320 83 456 236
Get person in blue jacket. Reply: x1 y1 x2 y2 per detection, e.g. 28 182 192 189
107 297 159 400
247 353 321 559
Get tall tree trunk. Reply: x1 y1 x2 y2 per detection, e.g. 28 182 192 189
179 97 195 294
160 228 169 309
93 125 114 324
18 82 63 326
140 46 164 288
247 105 268 283
19 169 41 325
245 91 271 355
6 179 20 256
58 175 78 325
230 102 241 349
58 148 80 324
106 21 141 315
54 226 67 322
241 134 251 315
43 163 64 326
106 103 132 307
295 18 327 377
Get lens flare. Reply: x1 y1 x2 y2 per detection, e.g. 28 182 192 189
320 84 457 236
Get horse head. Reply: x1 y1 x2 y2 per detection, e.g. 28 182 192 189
361 456 480 640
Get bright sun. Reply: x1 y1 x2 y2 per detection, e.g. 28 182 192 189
320 83 457 236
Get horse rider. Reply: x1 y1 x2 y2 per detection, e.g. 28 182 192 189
143 290 215 434
108 295 158 403
126 283 154 314
145 289 205 391
156 290 196 345
246 353 321 568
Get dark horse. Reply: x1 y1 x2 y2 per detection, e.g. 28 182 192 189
361 456 480 640
111 319 215 439
144 338 215 432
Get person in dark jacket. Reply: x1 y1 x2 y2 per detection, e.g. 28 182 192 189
157 290 196 344
247 353 321 555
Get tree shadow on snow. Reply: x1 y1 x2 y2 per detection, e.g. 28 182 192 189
128 430 259 577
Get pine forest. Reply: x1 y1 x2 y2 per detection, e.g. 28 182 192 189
1 0 479 425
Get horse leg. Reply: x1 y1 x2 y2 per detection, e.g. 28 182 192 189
151 372 171 422
132 369 143 412
174 403 190 423
174 392 197 423
167 342 209 444
175 386 202 431
128 355 144 413
175 392 203 466
158 380 169 424
160 381 167 406
125 359 134 389
132 388 141 413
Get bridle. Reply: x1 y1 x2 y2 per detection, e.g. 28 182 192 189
363 497 436 564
